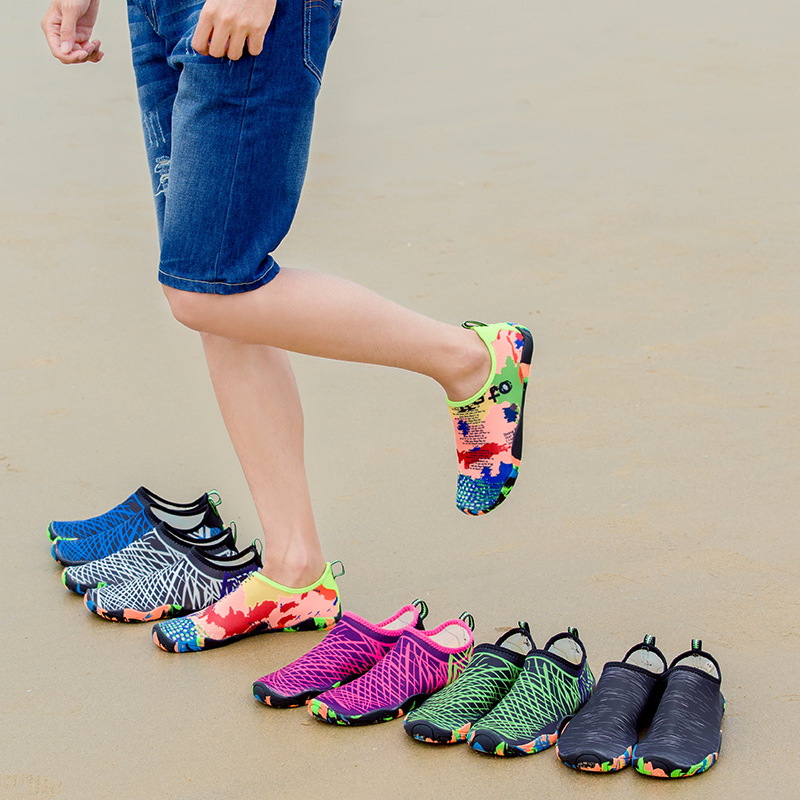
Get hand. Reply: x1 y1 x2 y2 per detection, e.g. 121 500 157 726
41 0 104 64
192 0 277 61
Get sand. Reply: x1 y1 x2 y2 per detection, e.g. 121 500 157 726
2 1 799 797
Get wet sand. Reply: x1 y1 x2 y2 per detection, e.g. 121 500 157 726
2 1 799 797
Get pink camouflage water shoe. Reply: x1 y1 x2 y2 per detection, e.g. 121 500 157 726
449 322 533 515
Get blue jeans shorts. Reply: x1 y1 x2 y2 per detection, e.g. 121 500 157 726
126 0 341 294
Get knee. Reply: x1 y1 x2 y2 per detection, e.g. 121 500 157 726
162 285 215 332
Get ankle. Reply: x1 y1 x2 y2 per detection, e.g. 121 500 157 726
440 329 491 402
260 553 326 589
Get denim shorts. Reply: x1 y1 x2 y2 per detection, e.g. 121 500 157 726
126 0 341 294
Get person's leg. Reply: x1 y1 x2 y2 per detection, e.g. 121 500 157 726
149 0 531 654
178 271 531 524
193 269 499 586
169 270 490 402
201 333 323 588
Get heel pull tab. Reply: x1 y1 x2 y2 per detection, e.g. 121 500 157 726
518 620 534 649
459 612 475 631
567 626 580 639
691 638 703 652
330 560 345 579
207 491 222 510
412 599 429 629
495 622 536 651
643 634 656 648
250 534 263 560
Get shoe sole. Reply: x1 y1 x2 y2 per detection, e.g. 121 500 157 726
634 753 718 779
62 569 109 596
460 324 534 517
405 720 472 744
308 692 430 726
469 730 557 757
252 679 344 709
556 744 634 773
51 542 93 568
62 570 87 595
153 612 342 653
48 522 78 542
85 596 187 624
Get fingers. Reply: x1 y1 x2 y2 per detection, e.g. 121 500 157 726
42 6 71 61
224 29 246 61
191 0 276 61
44 26 66 59
47 38 102 64
75 39 103 62
45 40 91 64
207 24 233 59
85 39 104 62
246 29 266 57
191 11 214 56
41 0 103 65
58 2 82 55
194 15 241 60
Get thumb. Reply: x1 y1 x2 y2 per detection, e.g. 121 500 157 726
59 5 81 53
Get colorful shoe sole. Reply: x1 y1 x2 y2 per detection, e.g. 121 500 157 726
557 744 634 773
406 721 472 745
470 731 558 757
84 596 186 623
252 679 345 709
153 615 339 653
634 753 718 778
308 694 427 727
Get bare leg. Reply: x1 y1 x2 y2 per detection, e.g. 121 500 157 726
175 269 503 593
166 267 491 402
202 333 324 588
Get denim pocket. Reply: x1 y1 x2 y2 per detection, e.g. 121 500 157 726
303 0 342 83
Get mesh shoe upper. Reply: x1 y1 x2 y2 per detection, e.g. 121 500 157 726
52 503 222 567
48 487 217 541
311 619 474 722
49 490 147 541
469 628 594 755
84 544 260 622
62 523 236 593
254 603 425 705
404 624 533 743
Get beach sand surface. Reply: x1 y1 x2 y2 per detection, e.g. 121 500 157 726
2 1 798 798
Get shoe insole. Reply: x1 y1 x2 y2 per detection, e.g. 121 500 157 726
152 507 207 529
672 653 720 679
547 637 582 665
502 631 532 655
627 649 666 674
385 610 416 631
430 623 472 649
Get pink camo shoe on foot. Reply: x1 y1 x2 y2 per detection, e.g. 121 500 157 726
450 321 534 516
309 614 475 725
253 600 429 708
152 562 343 653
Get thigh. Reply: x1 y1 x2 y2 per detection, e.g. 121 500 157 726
157 0 341 295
